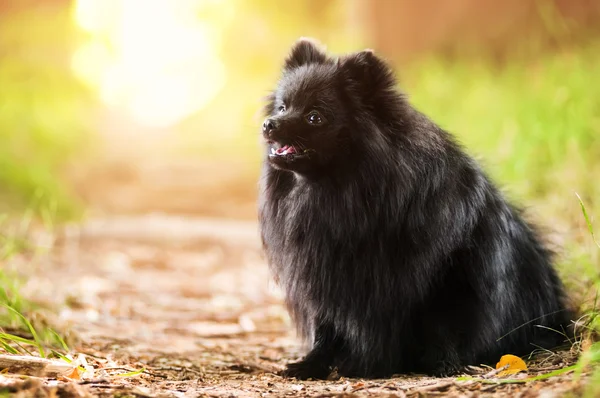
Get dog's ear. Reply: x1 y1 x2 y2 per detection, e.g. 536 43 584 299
339 49 397 99
284 37 328 71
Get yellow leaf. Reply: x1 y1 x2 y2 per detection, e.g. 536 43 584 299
496 354 528 377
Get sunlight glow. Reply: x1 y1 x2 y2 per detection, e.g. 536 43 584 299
72 0 230 128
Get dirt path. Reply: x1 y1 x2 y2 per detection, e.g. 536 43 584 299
2 214 587 397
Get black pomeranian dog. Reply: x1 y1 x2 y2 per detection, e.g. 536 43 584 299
258 38 573 379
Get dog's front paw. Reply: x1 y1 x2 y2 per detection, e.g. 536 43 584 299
430 361 463 378
279 360 331 380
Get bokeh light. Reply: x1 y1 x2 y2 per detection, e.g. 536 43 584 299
72 0 230 128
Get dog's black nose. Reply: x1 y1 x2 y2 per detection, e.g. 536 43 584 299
262 118 277 135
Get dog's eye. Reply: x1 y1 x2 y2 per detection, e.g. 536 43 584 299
306 110 325 125
278 105 286 113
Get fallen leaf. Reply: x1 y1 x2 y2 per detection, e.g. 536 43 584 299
496 354 528 377
61 367 81 380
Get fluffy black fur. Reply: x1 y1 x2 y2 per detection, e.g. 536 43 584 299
258 38 573 380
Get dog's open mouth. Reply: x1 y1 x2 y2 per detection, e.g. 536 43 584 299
268 143 314 159
271 144 297 156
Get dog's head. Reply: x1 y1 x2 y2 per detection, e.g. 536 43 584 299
262 38 399 175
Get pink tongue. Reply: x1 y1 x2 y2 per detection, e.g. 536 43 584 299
287 146 297 154
276 145 291 155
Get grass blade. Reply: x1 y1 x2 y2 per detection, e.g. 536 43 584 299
48 328 69 352
575 193 600 249
50 350 86 372
50 349 72 363
116 367 146 377
0 332 38 346
0 304 45 357
0 338 19 354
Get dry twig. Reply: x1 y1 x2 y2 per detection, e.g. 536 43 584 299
0 354 73 377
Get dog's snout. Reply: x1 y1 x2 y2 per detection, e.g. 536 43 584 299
262 118 278 136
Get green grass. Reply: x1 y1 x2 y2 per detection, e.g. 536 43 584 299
573 198 600 396
1 213 71 358
0 278 71 358
0 3 92 220
403 43 599 217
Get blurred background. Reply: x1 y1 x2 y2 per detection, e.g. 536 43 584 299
1 0 599 281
